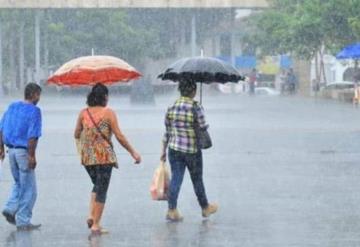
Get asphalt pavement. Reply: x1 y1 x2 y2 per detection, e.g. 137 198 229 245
1 92 360 246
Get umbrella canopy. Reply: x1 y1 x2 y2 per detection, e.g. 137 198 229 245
336 43 360 59
47 55 141 86
158 56 244 83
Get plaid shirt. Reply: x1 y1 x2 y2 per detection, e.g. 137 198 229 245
163 97 208 154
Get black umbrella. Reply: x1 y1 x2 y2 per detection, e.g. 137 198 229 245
158 56 245 103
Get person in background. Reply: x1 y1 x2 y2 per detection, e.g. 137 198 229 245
353 82 360 107
312 79 321 98
248 68 258 95
287 68 298 94
279 69 287 94
353 71 360 108
0 83 42 231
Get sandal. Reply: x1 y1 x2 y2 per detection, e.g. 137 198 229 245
87 219 94 229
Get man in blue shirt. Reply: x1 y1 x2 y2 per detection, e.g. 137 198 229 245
0 83 42 231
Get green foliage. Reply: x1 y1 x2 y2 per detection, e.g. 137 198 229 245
346 0 360 41
44 9 161 66
0 8 232 65
242 0 360 59
0 8 236 89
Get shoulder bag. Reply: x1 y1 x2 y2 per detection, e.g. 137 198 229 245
192 103 212 149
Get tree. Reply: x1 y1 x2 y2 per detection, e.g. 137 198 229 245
0 9 164 91
241 0 360 83
45 9 161 67
0 8 235 92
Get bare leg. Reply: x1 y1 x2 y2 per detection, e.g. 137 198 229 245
87 192 96 228
89 192 96 220
91 201 105 231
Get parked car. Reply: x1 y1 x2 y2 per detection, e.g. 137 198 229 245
255 87 280 96
320 81 354 102
321 81 354 90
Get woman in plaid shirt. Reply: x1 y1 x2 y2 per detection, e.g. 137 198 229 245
161 80 218 222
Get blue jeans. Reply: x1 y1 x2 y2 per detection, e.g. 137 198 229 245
168 148 208 210
3 149 37 226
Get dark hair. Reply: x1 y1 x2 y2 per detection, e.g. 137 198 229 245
87 83 109 107
178 80 197 97
24 83 42 100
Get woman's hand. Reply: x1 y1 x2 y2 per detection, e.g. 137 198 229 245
131 151 141 164
160 151 166 162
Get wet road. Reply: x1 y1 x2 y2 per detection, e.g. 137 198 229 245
1 92 360 246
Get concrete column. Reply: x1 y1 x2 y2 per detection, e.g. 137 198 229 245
230 8 236 66
43 11 49 80
19 21 25 88
35 11 41 84
191 14 197 56
180 18 186 46
211 37 217 57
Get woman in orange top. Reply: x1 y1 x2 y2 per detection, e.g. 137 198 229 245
74 83 141 235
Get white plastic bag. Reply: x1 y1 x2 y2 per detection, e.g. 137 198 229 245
150 161 170 201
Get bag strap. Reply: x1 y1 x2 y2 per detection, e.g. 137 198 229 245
192 102 199 127
86 108 113 148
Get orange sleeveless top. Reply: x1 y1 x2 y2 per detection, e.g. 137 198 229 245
79 107 117 167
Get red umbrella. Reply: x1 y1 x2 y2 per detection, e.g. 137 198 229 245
47 55 141 86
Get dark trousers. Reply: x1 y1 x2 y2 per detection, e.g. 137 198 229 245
168 148 209 210
85 165 113 203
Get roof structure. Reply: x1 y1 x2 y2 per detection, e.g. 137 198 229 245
0 0 269 8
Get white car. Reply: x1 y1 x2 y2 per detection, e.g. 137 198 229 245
320 81 354 101
321 81 354 90
255 87 280 96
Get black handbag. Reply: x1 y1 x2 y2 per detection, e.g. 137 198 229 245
192 103 212 149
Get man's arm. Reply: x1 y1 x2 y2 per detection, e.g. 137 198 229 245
0 110 7 161
28 138 38 169
27 108 41 169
